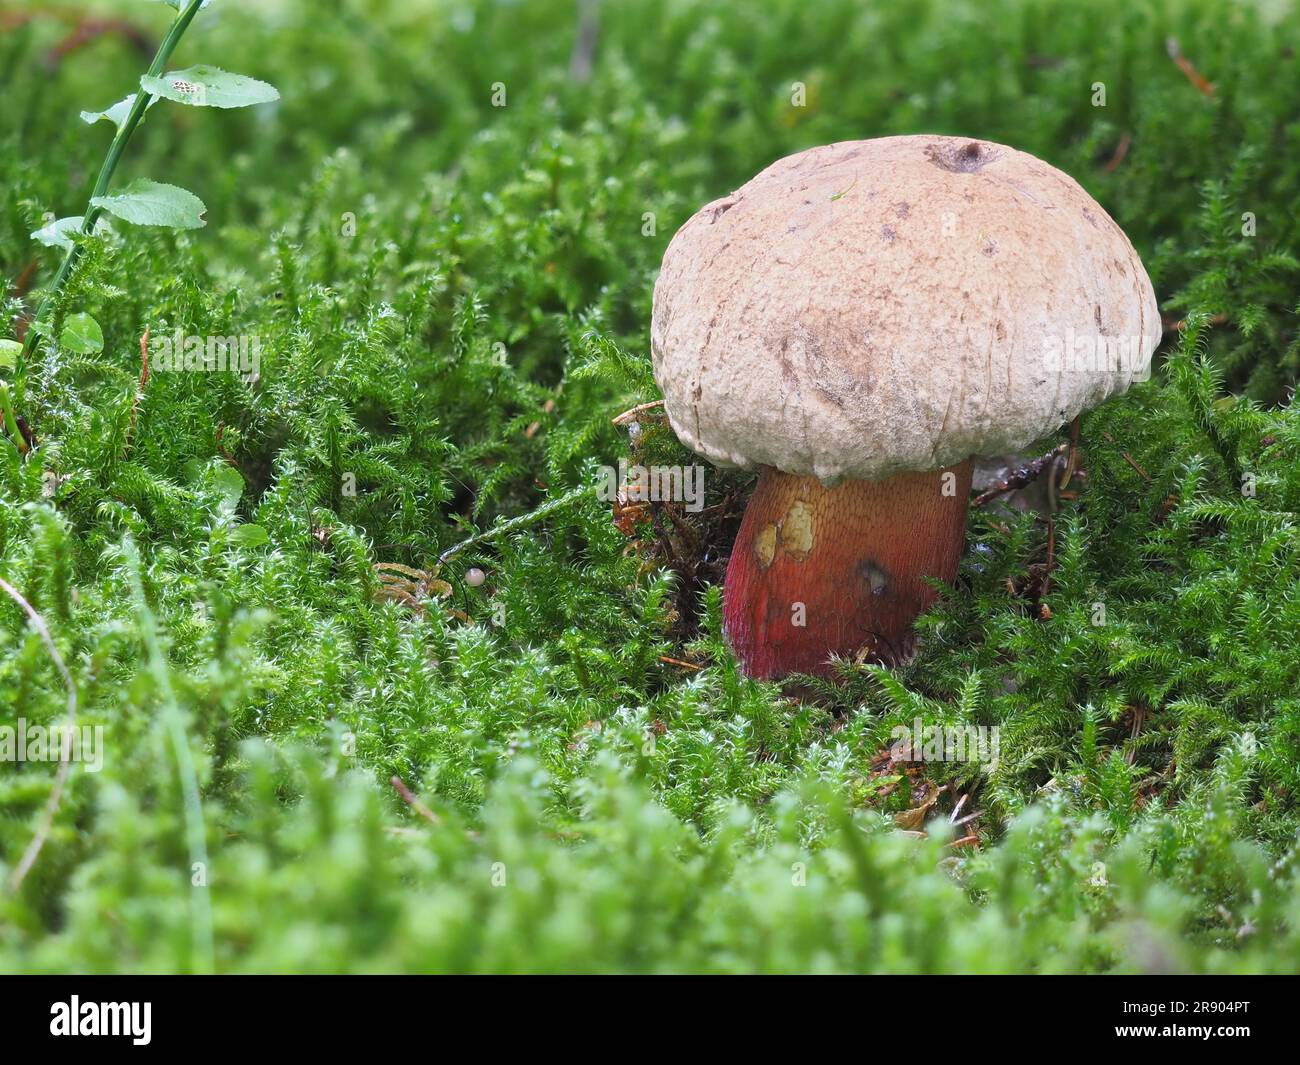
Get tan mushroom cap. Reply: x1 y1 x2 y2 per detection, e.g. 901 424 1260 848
651 135 1161 483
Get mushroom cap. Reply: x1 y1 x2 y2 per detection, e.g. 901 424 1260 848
651 135 1161 483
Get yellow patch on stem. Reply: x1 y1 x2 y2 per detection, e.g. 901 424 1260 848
780 500 814 560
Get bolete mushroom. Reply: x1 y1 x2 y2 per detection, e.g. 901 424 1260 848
651 135 1160 680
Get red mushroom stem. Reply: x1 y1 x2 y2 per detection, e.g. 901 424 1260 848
723 460 974 679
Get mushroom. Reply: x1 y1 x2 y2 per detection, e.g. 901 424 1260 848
651 135 1160 680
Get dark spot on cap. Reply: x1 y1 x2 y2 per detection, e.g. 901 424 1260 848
859 560 890 596
881 225 897 243
894 201 911 219
982 239 998 257
706 197 737 222
926 140 999 173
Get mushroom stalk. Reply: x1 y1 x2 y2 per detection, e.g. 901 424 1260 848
723 460 973 679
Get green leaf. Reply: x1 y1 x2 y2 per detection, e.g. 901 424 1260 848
228 524 269 549
32 216 85 251
211 465 246 516
80 94 147 131
59 313 104 354
90 179 207 229
0 339 20 370
141 65 279 109
31 215 110 251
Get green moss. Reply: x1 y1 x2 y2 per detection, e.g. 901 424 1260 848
1 0 1299 972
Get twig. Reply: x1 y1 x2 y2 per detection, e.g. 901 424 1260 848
1101 430 1152 482
1058 415 1081 493
213 422 239 468
1104 132 1132 173
1166 37 1215 96
1126 705 1146 765
390 776 442 826
611 399 665 426
1 577 77 892
10 258 38 326
972 443 1067 507
45 16 153 69
437 483 588 564
949 792 968 823
523 396 556 440
1163 311 1227 334
658 655 702 672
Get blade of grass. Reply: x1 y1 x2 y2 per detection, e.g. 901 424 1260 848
0 576 77 893
123 536 215 974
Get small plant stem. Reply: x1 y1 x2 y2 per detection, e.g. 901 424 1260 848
971 443 1067 507
437 483 589 564
610 399 664 425
15 0 206 401
390 776 442 826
